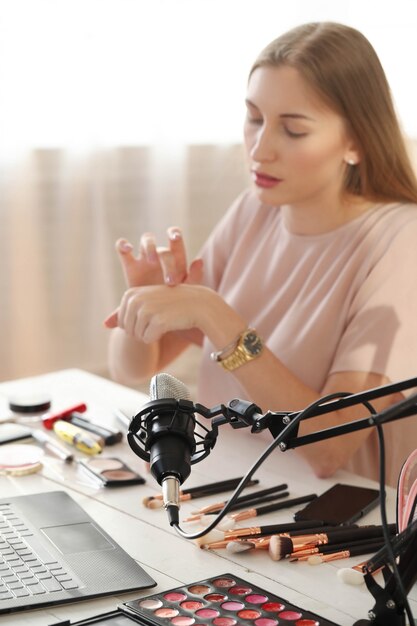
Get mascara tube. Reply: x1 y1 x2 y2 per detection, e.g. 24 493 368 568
53 420 103 455
68 412 123 445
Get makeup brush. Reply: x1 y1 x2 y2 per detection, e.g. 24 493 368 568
184 491 290 523
212 523 361 553
305 540 386 565
185 483 289 518
289 536 386 561
268 524 396 561
143 477 259 509
194 519 325 548
361 517 417 574
226 535 273 553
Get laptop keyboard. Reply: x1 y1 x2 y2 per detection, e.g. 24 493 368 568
0 502 79 601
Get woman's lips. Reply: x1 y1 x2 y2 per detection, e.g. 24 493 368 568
252 171 282 188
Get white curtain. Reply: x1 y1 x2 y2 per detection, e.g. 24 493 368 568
0 0 416 383
0 145 248 381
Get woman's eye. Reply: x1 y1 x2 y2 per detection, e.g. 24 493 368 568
284 126 308 138
246 114 263 126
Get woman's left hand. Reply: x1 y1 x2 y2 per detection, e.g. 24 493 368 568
104 283 214 343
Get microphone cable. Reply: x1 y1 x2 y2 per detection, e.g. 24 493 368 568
170 390 354 540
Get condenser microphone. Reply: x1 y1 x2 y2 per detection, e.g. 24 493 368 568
145 373 196 524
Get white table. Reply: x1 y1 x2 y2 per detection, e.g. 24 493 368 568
0 369 415 626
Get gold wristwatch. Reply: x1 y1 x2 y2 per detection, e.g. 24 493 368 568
216 328 264 371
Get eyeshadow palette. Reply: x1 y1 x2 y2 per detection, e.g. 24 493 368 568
122 573 340 626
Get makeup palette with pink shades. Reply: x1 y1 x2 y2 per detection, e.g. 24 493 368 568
122 573 338 626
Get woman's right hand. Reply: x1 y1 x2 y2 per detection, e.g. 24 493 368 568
116 227 189 288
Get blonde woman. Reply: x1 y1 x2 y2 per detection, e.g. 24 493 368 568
105 22 417 486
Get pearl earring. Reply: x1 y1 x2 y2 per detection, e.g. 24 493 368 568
346 158 356 166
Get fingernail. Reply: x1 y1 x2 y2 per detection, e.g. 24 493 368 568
148 251 159 264
119 241 133 252
169 228 182 241
165 274 176 285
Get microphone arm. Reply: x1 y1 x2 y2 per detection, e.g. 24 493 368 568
201 375 417 451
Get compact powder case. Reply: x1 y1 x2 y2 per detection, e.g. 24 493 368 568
79 457 145 487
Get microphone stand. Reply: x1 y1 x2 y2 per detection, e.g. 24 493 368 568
195 376 417 626
129 376 417 624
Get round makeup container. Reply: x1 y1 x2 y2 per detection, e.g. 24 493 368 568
0 444 43 476
8 393 51 423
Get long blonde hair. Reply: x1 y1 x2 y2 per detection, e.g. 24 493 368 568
250 22 417 204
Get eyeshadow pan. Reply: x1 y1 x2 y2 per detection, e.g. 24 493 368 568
262 602 286 612
180 601 204 611
139 598 163 609
155 608 179 618
220 601 244 612
237 609 261 619
171 617 195 626
188 584 210 594
295 621 320 626
279 610 303 620
229 585 252 595
195 608 220 618
246 594 268 604
164 592 188 602
255 619 278 626
204 593 227 602
212 577 235 588
213 618 237 626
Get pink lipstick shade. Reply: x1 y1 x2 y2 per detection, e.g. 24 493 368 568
252 172 282 188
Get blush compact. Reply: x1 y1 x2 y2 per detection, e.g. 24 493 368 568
78 457 145 487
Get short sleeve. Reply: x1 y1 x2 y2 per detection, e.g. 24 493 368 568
331 218 417 384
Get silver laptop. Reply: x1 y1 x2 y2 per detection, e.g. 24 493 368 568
0 490 156 614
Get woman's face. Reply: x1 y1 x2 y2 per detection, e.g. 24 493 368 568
244 65 357 212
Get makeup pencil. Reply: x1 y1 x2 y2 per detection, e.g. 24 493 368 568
143 477 259 509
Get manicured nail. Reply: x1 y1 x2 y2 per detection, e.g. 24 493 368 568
165 274 176 285
169 228 182 241
119 241 133 252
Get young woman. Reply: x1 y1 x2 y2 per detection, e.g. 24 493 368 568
105 22 417 486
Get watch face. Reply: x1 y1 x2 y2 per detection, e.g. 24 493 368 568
242 330 263 356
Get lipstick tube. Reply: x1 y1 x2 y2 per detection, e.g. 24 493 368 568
43 403 87 429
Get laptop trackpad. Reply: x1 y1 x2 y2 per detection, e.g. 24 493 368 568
41 522 115 554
